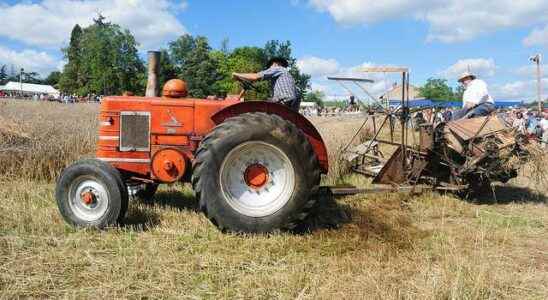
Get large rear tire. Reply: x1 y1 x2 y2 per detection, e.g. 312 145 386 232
192 113 320 233
55 159 129 228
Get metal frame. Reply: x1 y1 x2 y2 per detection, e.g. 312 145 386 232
119 111 151 152
335 66 526 198
326 76 380 107
341 67 413 183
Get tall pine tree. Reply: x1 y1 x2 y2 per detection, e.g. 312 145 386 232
59 24 83 94
59 17 144 96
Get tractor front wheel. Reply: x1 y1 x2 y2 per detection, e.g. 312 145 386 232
56 159 128 228
192 113 320 233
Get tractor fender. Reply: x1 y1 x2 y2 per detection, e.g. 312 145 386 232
211 101 329 174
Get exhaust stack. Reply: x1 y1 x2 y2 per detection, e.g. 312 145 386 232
145 51 160 97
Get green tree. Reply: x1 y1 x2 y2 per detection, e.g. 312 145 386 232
0 65 7 85
58 17 144 95
213 46 270 100
45 71 61 86
220 38 230 55
169 34 195 69
65 16 144 96
304 90 325 107
418 78 456 101
21 71 43 84
454 84 465 100
59 24 83 94
170 35 221 98
263 40 311 99
157 49 178 90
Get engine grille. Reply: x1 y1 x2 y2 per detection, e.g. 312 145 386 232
119 112 150 151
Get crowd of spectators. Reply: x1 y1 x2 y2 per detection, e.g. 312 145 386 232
0 92 102 103
506 108 548 149
301 105 362 117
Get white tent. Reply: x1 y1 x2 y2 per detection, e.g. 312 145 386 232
0 81 60 96
300 101 318 108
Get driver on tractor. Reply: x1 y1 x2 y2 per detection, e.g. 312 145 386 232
232 57 300 111
452 72 495 120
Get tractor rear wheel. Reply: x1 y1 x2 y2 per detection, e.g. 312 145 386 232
192 113 320 233
56 159 129 228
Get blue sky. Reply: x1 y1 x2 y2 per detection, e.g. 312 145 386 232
0 0 547 101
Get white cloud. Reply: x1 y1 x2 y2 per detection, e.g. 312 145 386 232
297 56 340 77
0 46 60 76
310 81 330 93
309 0 426 24
309 0 548 43
441 58 496 79
0 0 187 49
524 25 548 48
491 78 548 100
515 63 548 77
302 57 400 102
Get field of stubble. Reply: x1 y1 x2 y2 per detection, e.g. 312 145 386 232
1 99 547 299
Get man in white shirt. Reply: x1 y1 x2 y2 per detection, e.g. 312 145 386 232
512 111 527 134
452 72 496 120
540 112 548 150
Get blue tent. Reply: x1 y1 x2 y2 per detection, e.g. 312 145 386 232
493 100 523 108
388 99 433 108
389 99 524 109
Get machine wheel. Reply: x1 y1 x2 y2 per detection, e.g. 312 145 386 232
56 159 129 228
192 113 321 233
462 177 492 200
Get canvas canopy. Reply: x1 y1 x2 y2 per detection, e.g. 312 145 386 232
0 81 59 96
300 102 318 108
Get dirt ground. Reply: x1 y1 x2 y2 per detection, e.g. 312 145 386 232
0 100 547 299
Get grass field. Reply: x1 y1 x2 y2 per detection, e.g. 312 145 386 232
1 99 547 299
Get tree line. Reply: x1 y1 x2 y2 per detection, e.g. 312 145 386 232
418 78 465 101
0 16 311 100
0 65 60 86
1 16 464 104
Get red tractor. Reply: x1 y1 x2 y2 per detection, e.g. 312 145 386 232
55 79 329 233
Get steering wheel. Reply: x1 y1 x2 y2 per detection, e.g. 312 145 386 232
234 76 259 100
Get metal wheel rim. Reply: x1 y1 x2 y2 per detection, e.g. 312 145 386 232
68 176 110 222
219 141 296 218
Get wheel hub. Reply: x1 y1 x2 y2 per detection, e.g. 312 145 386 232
244 164 269 189
80 191 96 206
219 141 296 218
69 177 110 222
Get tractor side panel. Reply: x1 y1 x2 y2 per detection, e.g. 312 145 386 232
96 96 239 179
193 99 240 136
96 97 153 176
211 101 329 174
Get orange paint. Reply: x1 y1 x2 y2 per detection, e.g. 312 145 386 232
81 192 94 205
151 148 186 183
244 164 269 189
95 93 329 183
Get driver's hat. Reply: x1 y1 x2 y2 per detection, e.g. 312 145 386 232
267 57 289 68
458 72 476 83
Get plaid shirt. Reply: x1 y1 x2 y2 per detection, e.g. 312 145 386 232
258 66 297 102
